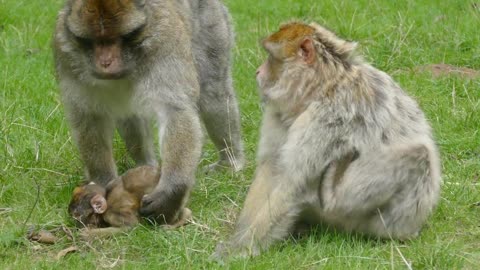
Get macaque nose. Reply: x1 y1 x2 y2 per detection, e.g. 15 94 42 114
100 58 113 68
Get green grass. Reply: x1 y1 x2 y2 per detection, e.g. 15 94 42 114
1 0 479 268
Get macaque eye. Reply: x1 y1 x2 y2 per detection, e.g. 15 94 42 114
67 30 92 48
267 55 280 65
267 55 281 68
74 35 93 48
123 25 146 44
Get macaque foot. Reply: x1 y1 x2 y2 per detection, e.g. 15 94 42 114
161 208 192 230
211 240 260 263
204 158 245 174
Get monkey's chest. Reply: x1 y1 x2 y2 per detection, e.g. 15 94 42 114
86 80 138 117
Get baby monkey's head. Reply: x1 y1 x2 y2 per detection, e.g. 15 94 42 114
68 182 108 228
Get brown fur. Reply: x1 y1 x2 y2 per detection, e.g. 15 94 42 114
263 22 315 58
69 165 192 232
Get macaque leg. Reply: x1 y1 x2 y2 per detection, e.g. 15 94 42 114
140 108 202 223
199 74 245 172
79 227 129 239
117 115 157 166
216 163 300 257
323 144 437 239
70 111 117 186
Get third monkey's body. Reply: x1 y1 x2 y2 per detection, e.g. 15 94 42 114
217 22 441 257
54 0 244 223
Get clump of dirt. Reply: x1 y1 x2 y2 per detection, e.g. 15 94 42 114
416 64 480 79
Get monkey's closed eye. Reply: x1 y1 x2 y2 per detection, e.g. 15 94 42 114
67 28 93 48
75 36 93 48
123 24 146 44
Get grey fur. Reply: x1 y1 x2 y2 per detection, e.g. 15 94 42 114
54 0 244 223
216 22 441 258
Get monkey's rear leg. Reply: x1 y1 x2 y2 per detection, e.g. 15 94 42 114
199 72 245 172
322 144 440 240
117 116 157 167
79 227 129 239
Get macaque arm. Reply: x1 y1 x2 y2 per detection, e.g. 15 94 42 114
255 107 288 163
140 105 202 223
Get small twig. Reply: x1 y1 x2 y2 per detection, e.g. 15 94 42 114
188 219 220 235
222 194 239 208
22 177 40 232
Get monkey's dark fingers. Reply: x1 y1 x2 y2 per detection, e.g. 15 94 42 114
139 189 184 224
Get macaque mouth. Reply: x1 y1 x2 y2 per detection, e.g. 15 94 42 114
92 69 128 80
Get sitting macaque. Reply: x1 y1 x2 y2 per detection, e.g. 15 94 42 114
214 22 441 258
69 165 192 236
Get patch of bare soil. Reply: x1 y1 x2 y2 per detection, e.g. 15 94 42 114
415 64 480 79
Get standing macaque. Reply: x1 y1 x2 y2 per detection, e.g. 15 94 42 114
69 165 192 237
54 0 244 224
215 22 441 258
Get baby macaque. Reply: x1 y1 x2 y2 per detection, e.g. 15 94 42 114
69 165 192 236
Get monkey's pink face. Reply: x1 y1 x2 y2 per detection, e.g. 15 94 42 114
64 0 148 80
256 55 283 92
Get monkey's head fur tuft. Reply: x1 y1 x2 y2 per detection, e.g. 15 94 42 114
262 22 316 59
309 22 358 62
262 21 358 63
256 21 364 117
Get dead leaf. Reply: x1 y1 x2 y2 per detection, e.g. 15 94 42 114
55 246 78 260
28 230 58 244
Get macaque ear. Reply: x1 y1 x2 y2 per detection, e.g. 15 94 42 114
299 38 316 65
90 194 107 214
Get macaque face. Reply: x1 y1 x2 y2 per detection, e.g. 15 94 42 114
68 183 107 228
257 23 318 95
256 54 284 91
65 0 147 80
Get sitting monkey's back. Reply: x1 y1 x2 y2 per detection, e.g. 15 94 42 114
215 22 441 258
